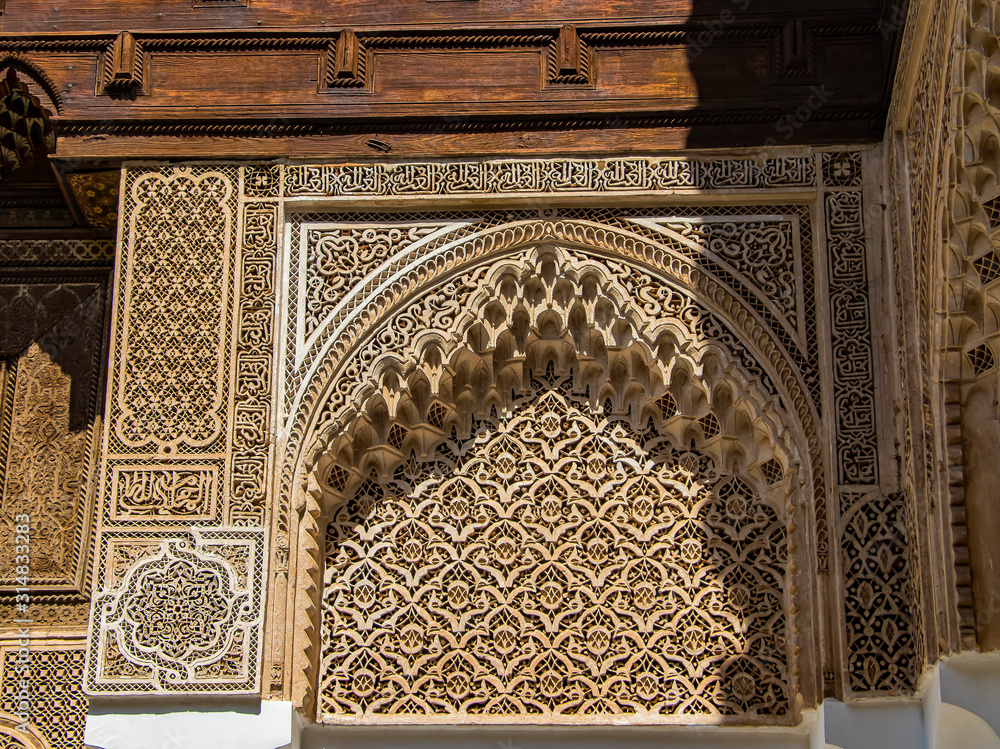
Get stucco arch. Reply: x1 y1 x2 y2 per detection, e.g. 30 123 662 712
282 240 821 720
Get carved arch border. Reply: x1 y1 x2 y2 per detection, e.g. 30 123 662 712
891 0 1000 650
0 55 64 115
0 720 46 749
308 245 807 722
278 224 826 720
281 219 826 515
937 0 1000 649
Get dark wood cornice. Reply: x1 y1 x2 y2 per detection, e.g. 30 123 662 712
0 5 906 161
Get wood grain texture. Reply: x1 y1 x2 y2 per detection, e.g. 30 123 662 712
0 1 908 172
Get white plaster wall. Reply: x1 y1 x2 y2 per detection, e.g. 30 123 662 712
299 725 816 749
84 699 298 749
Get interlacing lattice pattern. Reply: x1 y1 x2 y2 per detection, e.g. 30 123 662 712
839 491 920 691
321 374 790 719
113 169 235 452
0 647 87 749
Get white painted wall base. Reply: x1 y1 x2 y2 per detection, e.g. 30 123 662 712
82 654 1000 749
299 720 826 749
84 699 300 749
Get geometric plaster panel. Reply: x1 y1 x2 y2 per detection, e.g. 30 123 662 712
111 169 236 454
303 243 804 723
839 490 922 694
95 165 278 531
85 527 266 695
85 163 279 697
321 376 793 721
269 151 925 712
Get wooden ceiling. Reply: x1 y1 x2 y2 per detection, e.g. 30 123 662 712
0 0 908 164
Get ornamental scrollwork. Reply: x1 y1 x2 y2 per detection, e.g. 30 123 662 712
303 223 462 340
321 377 792 719
112 168 237 453
87 528 266 694
649 219 798 322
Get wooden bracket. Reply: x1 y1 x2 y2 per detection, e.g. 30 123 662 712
324 29 367 89
101 31 146 97
557 25 582 76
774 19 816 79
547 25 590 86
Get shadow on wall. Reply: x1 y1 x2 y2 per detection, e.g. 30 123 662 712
683 0 899 148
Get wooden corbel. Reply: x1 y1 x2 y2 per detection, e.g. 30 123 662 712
324 29 367 90
547 25 591 86
773 18 816 80
101 31 146 97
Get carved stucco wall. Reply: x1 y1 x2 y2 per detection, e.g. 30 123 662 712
242 152 920 721
76 152 930 728
309 245 801 721
84 166 278 696
883 0 1000 656
0 239 113 749
0 0 992 737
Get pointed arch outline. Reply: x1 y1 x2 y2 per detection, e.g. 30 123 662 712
284 216 819 438
279 236 825 721
0 55 64 115
308 245 802 502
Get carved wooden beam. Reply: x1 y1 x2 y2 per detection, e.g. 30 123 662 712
101 31 146 97
324 29 366 90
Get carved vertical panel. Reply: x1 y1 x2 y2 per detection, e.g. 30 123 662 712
824 160 921 693
839 491 921 692
111 168 235 455
0 288 105 589
0 244 112 749
87 165 277 695
826 189 878 485
0 272 110 620
229 199 278 527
